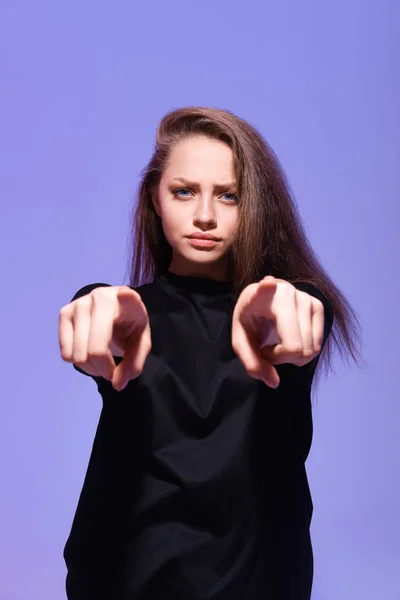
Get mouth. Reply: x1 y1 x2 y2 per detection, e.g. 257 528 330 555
187 234 221 241
187 237 220 248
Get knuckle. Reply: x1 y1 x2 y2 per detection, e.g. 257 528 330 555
120 285 134 293
312 298 324 314
60 348 72 361
118 285 138 300
313 297 324 308
91 287 110 302
297 290 312 306
76 294 92 307
73 296 92 316
287 343 303 355
73 355 88 368
87 346 108 359
283 282 297 297
59 305 70 319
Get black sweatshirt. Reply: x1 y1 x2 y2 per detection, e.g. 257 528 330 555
64 271 333 600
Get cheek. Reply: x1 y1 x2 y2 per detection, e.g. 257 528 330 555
159 207 184 245
225 209 239 236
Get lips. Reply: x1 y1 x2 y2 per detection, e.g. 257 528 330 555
187 234 221 241
187 237 220 249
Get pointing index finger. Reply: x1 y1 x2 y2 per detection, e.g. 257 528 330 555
115 286 147 327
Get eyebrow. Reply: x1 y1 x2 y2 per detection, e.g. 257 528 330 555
170 177 237 192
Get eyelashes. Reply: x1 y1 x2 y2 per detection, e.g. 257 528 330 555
172 188 238 203
172 188 191 199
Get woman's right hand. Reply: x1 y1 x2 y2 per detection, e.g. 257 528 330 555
58 285 151 391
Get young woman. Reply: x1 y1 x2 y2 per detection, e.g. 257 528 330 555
59 107 360 600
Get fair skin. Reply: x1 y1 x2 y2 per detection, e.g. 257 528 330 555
152 135 239 280
232 276 325 388
152 135 325 386
59 135 324 391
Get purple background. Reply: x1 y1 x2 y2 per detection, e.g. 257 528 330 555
1 1 399 598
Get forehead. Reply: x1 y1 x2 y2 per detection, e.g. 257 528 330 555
164 135 236 180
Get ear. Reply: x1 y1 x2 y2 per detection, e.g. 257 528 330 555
151 189 161 217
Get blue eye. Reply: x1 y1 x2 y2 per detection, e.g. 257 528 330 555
173 188 192 198
172 188 238 202
222 193 237 202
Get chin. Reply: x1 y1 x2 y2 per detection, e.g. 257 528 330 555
171 244 222 263
184 255 219 266
187 247 224 258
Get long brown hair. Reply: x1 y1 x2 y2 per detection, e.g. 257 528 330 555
127 106 362 376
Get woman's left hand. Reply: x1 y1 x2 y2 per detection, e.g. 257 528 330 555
231 276 325 389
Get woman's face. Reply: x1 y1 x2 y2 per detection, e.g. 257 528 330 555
153 135 239 280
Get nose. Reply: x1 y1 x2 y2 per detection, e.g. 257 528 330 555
193 197 217 228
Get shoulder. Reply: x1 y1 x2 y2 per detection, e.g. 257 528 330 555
70 280 159 300
70 282 112 303
292 281 330 305
70 280 164 314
